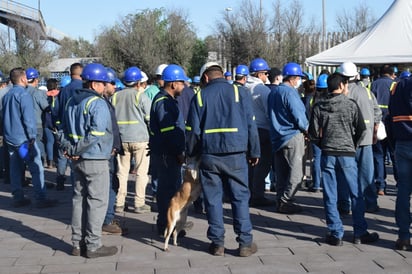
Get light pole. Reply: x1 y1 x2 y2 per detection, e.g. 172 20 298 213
322 0 326 50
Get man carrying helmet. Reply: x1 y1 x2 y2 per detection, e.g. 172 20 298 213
112 66 152 214
149 64 188 237
268 62 308 214
2 67 57 209
245 58 274 207
60 63 117 258
186 62 260 257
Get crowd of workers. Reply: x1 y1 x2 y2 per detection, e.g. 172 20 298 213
0 58 411 258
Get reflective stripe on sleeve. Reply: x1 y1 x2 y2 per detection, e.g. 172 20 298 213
204 128 238 134
160 126 175 133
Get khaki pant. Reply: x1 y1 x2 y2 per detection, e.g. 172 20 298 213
116 142 149 208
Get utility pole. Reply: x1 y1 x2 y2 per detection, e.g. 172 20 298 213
322 0 326 50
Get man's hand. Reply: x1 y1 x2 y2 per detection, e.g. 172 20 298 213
248 157 259 166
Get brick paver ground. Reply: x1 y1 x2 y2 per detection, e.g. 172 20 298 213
0 165 410 273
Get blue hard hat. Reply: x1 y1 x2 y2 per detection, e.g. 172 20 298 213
249 58 270 73
60 75 71 88
162 64 188 82
81 63 110 82
236 64 249 76
400 71 411 79
360 68 370 76
193 76 201 84
316 74 328 89
26 67 39 80
114 78 125 91
106 67 117 83
303 71 314 80
224 71 232 77
282 62 305 78
123 66 142 83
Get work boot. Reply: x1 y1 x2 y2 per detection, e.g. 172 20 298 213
277 201 302 214
239 242 257 257
12 197 31 208
208 243 224 256
395 239 411 251
353 232 379 244
133 204 151 213
86 245 118 259
102 220 128 235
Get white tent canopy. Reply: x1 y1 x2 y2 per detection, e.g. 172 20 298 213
305 0 412 66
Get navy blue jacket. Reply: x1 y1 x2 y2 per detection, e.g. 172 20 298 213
389 78 412 142
371 76 396 121
54 78 83 129
186 78 260 157
149 89 185 156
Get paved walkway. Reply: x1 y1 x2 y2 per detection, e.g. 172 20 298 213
0 166 410 273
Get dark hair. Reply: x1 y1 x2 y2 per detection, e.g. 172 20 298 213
46 78 58 91
9 67 25 85
303 79 316 94
380 64 394 76
327 73 348 92
319 69 331 75
70 63 83 76
268 67 282 83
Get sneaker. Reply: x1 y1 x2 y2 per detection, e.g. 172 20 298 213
134 204 151 214
353 232 379 244
102 221 122 235
325 234 343 246
115 206 125 213
249 197 276 207
277 201 302 214
395 239 411 251
86 245 118 259
35 198 58 208
208 243 224 256
12 197 31 208
239 242 258 257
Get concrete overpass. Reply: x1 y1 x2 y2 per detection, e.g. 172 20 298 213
0 0 67 45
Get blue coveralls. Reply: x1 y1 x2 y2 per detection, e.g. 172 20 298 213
149 89 186 234
186 78 260 247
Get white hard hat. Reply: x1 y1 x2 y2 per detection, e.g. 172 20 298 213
199 62 223 77
141 71 148 83
338 62 358 78
155 64 168 75
38 85 47 91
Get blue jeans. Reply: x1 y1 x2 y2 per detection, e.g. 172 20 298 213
338 145 377 211
373 141 387 191
322 155 368 238
104 156 118 225
43 128 54 162
395 141 412 240
200 153 253 247
311 144 321 190
152 154 182 233
8 142 46 201
71 159 110 251
249 128 272 200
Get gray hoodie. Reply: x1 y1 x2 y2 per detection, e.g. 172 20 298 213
309 93 366 157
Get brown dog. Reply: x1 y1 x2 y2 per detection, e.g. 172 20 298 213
164 164 201 251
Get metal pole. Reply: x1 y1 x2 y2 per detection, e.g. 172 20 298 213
322 0 326 50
